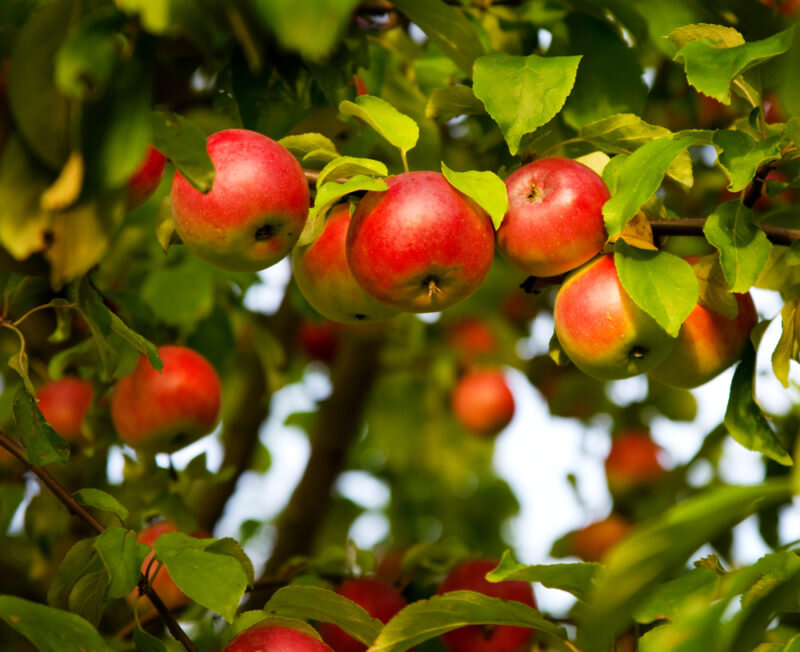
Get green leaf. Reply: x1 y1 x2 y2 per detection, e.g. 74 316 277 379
13 386 69 466
115 0 176 33
8 2 71 169
692 255 739 319
317 156 388 187
772 298 800 388
577 480 791 650
251 0 360 61
370 592 570 652
426 85 486 121
614 241 699 338
48 539 103 610
390 0 485 75
205 538 255 588
713 131 783 192
0 484 24 535
634 567 720 623
109 311 162 372
787 116 800 149
0 595 109 652
279 133 339 161
154 197 180 254
149 111 215 192
666 23 745 50
94 528 149 600
154 532 248 623
134 627 167 652
339 95 419 155
297 175 388 247
473 52 582 156
704 201 771 293
486 551 600 604
603 134 700 236
441 162 507 229
68 569 108 627
674 27 795 104
141 257 215 331
725 343 792 465
264 586 382 647
73 489 129 523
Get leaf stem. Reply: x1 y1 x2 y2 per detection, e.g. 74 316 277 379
11 302 77 327
0 433 199 652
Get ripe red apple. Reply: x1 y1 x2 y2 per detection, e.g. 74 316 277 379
446 318 498 365
224 625 333 652
572 514 631 563
170 128 310 272
647 260 757 389
111 345 221 453
127 521 188 616
298 320 340 363
346 171 495 313
319 578 407 652
36 377 93 442
553 255 676 380
437 558 537 652
498 157 609 278
127 146 167 210
605 430 665 495
292 205 398 323
452 369 515 437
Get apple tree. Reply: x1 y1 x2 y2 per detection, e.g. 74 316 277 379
0 0 799 650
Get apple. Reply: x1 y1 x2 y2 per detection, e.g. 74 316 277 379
319 578 407 652
224 625 333 652
497 157 609 278
572 514 631 563
446 317 498 365
647 261 757 389
36 378 93 442
605 430 665 495
346 171 495 313
127 521 188 616
298 320 340 363
127 146 167 210
437 558 537 652
170 128 310 272
553 255 677 380
452 369 515 437
292 205 398 324
111 345 221 453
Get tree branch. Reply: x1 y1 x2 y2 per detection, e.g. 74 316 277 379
0 433 199 652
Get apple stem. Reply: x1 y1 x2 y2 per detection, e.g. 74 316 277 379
400 149 409 174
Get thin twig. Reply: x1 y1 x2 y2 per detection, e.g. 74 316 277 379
0 433 199 652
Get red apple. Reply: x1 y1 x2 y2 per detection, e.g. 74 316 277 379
647 260 757 389
346 171 495 313
170 128 310 272
605 430 665 495
127 146 167 210
437 559 537 652
452 369 515 437
224 625 333 652
553 255 676 380
446 318 498 365
111 345 221 453
127 521 188 616
498 157 609 278
298 320 340 363
36 377 93 442
319 578 407 652
292 205 398 323
572 514 631 563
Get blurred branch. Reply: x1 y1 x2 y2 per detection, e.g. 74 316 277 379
649 218 798 246
0 434 199 652
245 326 385 608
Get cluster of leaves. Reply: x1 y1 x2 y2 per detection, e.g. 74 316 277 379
0 0 800 651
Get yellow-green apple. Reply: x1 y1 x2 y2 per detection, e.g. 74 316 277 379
605 430 665 496
127 521 188 616
572 514 631 563
224 625 333 652
111 345 221 453
170 128 310 272
36 378 93 442
647 261 757 389
498 157 609 278
319 578 406 652
346 171 495 313
452 369 515 437
292 205 398 323
127 146 167 210
553 255 676 380
437 558 536 652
